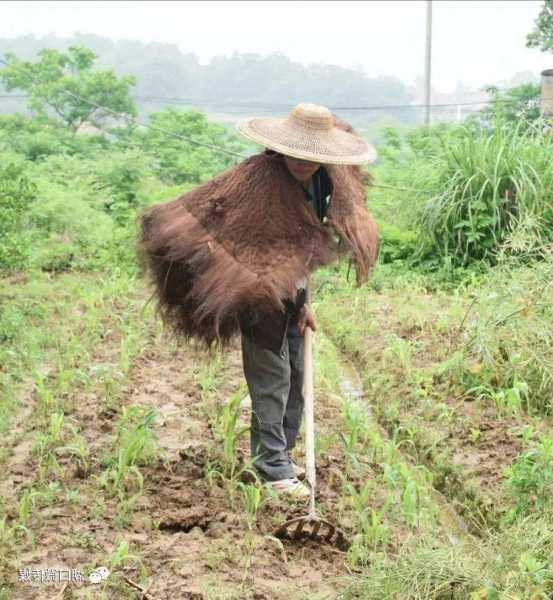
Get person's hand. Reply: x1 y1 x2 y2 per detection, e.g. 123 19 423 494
297 304 317 336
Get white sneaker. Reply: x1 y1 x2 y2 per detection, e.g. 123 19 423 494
268 478 310 498
292 462 306 480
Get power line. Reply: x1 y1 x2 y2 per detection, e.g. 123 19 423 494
0 58 433 189
0 92 535 112
0 55 246 160
132 96 531 112
0 54 540 168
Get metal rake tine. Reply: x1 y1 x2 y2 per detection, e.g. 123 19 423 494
275 518 297 539
293 518 306 539
309 520 321 539
324 523 337 542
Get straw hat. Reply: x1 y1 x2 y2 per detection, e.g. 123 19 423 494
237 103 377 165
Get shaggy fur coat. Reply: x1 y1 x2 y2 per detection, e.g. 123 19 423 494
138 148 379 349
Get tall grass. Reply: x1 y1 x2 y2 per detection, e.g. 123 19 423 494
339 514 553 599
418 120 553 266
463 257 553 414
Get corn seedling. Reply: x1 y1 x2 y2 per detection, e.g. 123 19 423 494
65 488 80 504
109 539 145 572
198 353 222 400
401 476 421 527
57 429 90 476
237 482 265 592
100 539 147 592
347 502 391 568
32 411 67 481
31 368 56 417
346 480 374 515
382 334 414 376
98 407 157 500
17 488 40 527
238 482 265 529
0 516 16 558
213 386 249 480
119 326 141 376
115 491 143 528
340 401 370 471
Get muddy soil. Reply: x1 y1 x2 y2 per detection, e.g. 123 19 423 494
5 331 353 599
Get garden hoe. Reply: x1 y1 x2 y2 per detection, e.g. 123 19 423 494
274 306 350 551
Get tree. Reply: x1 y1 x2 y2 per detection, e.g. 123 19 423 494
527 0 553 53
137 107 244 184
0 46 137 132
472 83 542 132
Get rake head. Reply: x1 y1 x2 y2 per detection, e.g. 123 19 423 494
274 515 350 551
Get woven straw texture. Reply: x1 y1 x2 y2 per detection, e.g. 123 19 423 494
237 103 376 165
138 151 379 349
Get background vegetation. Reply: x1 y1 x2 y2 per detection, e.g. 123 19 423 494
0 33 415 127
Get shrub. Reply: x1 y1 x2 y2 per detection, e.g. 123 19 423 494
377 222 418 263
0 115 74 161
137 107 244 184
417 120 553 267
506 432 553 519
462 258 553 414
0 161 36 271
470 83 542 133
26 181 116 271
90 150 156 224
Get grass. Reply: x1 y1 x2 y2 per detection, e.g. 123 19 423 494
313 260 553 597
417 120 553 266
3 258 553 598
0 269 151 593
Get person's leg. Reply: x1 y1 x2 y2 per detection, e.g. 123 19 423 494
283 331 305 451
241 333 295 482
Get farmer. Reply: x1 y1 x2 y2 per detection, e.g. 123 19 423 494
138 103 379 497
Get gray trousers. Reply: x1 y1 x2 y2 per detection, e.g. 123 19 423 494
241 329 305 481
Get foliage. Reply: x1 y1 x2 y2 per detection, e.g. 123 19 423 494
462 259 553 415
137 107 243 184
0 115 68 160
0 33 415 127
469 84 542 132
417 120 553 267
377 222 418 263
507 431 553 519
89 149 157 224
0 46 136 131
0 162 36 270
527 0 553 54
367 123 458 238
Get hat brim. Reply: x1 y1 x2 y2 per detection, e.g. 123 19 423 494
237 116 377 165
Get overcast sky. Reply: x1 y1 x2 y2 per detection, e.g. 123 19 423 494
0 1 550 93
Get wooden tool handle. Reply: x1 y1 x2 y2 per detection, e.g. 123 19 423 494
303 280 316 516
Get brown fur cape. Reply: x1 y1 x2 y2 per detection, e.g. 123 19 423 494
138 145 379 349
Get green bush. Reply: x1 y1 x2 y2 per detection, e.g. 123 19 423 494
470 83 541 133
25 180 116 271
417 120 553 266
377 222 418 263
461 258 553 414
507 432 553 519
90 150 157 224
137 107 244 184
0 115 72 161
0 161 36 271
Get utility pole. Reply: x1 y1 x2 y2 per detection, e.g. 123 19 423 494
541 69 553 119
424 0 433 125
